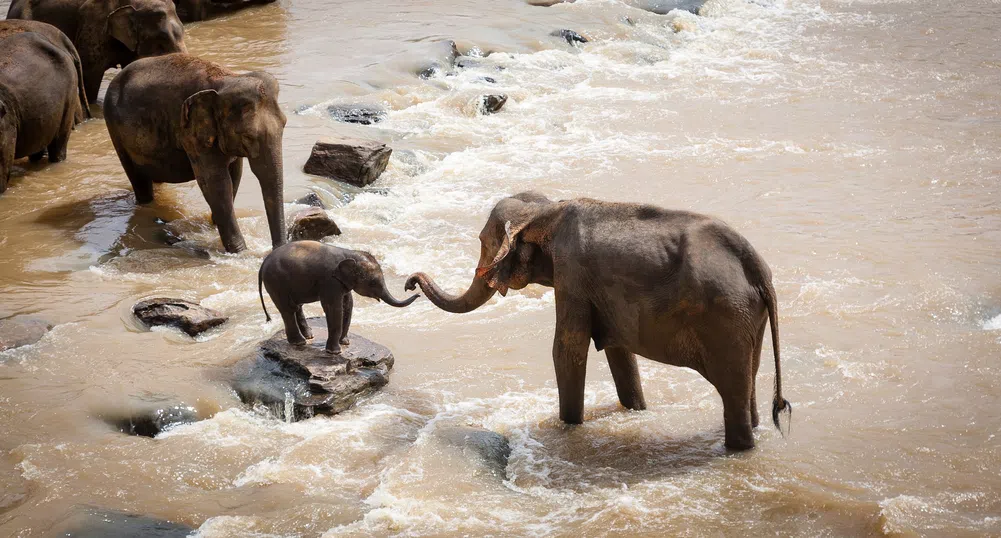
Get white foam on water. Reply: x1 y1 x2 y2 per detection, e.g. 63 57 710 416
982 313 1001 331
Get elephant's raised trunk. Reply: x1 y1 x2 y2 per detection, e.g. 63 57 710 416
249 139 286 249
378 282 419 308
405 273 495 314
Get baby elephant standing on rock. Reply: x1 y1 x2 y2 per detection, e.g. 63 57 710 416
258 241 419 354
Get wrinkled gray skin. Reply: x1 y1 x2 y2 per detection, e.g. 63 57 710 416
406 192 791 450
0 20 91 124
172 0 276 22
258 241 420 354
104 53 287 253
6 0 187 103
0 32 83 194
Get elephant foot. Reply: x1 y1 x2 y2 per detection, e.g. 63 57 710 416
301 329 314 340
325 346 342 356
29 150 46 162
339 337 350 346
287 337 307 347
723 421 755 451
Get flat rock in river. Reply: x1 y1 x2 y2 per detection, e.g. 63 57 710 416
0 318 52 352
303 137 392 188
51 506 193 538
132 298 227 337
231 317 394 421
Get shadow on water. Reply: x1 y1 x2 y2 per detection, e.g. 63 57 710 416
29 192 212 272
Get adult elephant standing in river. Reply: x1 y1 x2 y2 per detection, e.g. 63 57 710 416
6 0 187 103
406 192 792 450
1 32 86 194
104 54 287 253
172 0 277 22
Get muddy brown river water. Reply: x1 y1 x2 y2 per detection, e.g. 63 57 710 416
1 0 1000 536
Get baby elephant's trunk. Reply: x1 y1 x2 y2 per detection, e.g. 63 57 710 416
379 284 419 308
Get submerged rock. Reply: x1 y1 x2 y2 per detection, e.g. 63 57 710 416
104 403 199 438
434 426 511 475
52 506 193 538
551 29 589 45
325 104 387 125
630 0 705 14
0 318 52 352
292 192 327 209
480 94 508 114
230 317 394 421
288 207 342 242
132 298 227 337
303 137 393 188
417 39 460 79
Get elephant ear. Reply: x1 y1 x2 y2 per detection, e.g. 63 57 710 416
476 220 530 296
180 89 219 151
107 5 138 51
334 258 363 290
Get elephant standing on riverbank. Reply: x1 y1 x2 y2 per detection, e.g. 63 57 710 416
1 32 86 194
104 53 287 253
406 192 791 450
0 20 91 124
5 0 187 103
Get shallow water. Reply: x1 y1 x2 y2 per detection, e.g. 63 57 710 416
1 0 999 536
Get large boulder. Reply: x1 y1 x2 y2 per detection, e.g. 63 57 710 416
51 506 193 538
132 298 227 337
0 318 52 352
288 207 341 242
303 137 392 188
230 317 394 421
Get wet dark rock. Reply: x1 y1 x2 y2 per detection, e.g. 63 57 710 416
288 207 342 242
104 402 199 438
230 318 394 421
528 0 572 5
0 318 52 352
325 104 387 125
552 29 589 45
435 426 511 475
630 0 705 14
480 94 508 115
303 137 392 188
52 506 193 538
132 298 227 337
293 192 327 209
417 39 460 79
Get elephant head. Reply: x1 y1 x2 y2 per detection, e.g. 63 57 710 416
406 192 559 313
338 253 420 307
179 71 288 247
105 0 186 58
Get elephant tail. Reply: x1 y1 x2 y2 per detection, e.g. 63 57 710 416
763 281 792 435
259 266 271 322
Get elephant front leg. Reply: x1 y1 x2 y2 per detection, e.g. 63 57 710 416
553 292 591 425
229 159 243 201
339 293 353 346
605 347 647 411
192 156 246 253
320 293 345 355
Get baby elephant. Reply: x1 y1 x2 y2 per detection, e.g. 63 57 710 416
258 241 419 354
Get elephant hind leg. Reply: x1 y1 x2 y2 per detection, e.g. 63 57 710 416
277 299 306 346
705 335 756 451
606 347 646 411
111 136 154 204
47 111 74 163
750 319 767 429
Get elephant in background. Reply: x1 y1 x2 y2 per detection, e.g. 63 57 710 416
104 53 287 253
1 32 85 194
172 0 277 22
259 241 419 354
406 192 792 450
6 0 187 103
0 20 91 123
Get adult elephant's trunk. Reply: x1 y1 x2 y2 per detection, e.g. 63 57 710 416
378 281 419 308
405 273 495 314
249 140 286 249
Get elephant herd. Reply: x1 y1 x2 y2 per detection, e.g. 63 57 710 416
0 0 793 451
